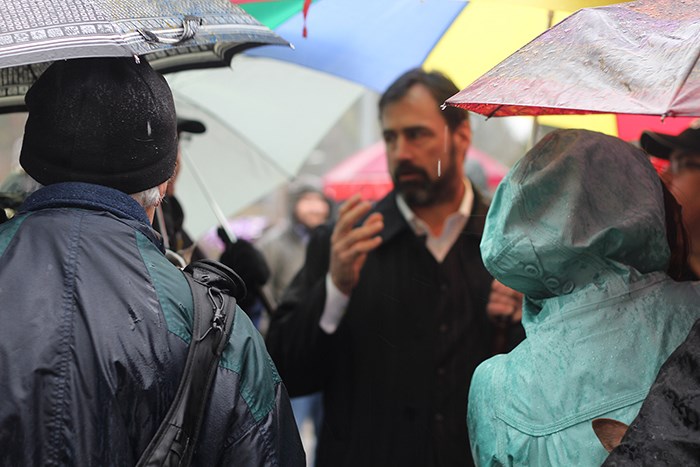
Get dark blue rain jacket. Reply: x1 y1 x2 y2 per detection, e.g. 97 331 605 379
0 182 303 466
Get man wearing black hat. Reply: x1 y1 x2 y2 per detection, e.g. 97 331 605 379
166 117 272 324
0 57 303 466
642 121 700 280
152 117 207 263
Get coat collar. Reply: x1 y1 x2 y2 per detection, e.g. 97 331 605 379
20 182 164 251
21 181 151 224
372 185 489 245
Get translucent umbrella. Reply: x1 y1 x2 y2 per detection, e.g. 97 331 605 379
167 55 366 238
0 0 288 112
446 0 700 117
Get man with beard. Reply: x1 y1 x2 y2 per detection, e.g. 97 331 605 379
266 69 522 467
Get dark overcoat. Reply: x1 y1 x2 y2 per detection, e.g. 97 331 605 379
267 188 521 467
0 182 303 466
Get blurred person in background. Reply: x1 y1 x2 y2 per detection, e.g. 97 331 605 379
641 121 700 280
257 177 334 466
152 118 207 264
0 166 42 223
258 177 334 304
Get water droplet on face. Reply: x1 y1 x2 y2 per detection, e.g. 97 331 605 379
443 125 449 158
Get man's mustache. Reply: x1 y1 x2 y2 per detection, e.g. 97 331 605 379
393 163 429 181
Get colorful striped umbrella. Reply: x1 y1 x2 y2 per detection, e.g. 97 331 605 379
240 0 310 30
244 0 650 138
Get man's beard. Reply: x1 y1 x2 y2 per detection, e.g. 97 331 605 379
392 145 460 208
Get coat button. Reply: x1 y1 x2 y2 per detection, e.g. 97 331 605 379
562 281 575 294
545 277 560 289
524 264 539 276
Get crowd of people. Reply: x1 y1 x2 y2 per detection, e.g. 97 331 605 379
0 53 698 467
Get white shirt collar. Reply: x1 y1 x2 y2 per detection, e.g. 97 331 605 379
395 178 474 262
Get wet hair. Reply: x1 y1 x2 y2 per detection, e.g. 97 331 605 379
662 180 690 281
378 68 469 132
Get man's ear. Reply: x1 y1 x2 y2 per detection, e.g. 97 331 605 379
157 180 169 203
592 418 629 453
453 120 472 156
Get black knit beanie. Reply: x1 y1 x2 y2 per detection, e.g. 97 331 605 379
20 57 178 194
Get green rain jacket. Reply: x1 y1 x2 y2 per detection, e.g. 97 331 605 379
468 130 700 467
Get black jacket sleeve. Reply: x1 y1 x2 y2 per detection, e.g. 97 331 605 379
265 224 337 397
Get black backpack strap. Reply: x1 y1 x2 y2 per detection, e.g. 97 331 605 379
137 259 246 467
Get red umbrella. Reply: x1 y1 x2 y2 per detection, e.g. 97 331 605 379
446 0 700 118
616 115 697 142
323 142 508 202
322 142 393 202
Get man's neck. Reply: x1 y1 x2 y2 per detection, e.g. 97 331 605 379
412 182 466 237
144 205 155 224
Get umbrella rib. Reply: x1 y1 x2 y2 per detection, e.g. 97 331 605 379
486 105 503 119
665 38 700 117
173 92 296 179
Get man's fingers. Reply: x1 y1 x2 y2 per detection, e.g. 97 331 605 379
329 204 383 295
337 193 362 217
333 196 373 237
487 279 523 321
336 236 382 263
333 216 383 255
490 280 523 303
488 291 518 307
487 301 517 316
491 279 518 296
363 212 383 226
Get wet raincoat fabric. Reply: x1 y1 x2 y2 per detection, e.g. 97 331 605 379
603 317 700 465
0 182 304 466
468 129 700 467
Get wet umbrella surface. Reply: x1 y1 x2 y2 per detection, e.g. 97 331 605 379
446 0 700 118
0 0 287 112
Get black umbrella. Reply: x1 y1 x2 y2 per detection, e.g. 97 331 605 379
0 0 288 112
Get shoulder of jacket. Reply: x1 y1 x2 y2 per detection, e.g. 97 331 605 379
219 308 282 422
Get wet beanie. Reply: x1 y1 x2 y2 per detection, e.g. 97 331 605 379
20 57 178 194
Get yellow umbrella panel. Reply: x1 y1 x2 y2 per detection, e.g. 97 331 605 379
423 0 632 136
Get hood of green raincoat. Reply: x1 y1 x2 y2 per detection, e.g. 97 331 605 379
481 129 669 301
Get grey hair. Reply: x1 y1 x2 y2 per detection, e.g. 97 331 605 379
130 186 164 208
